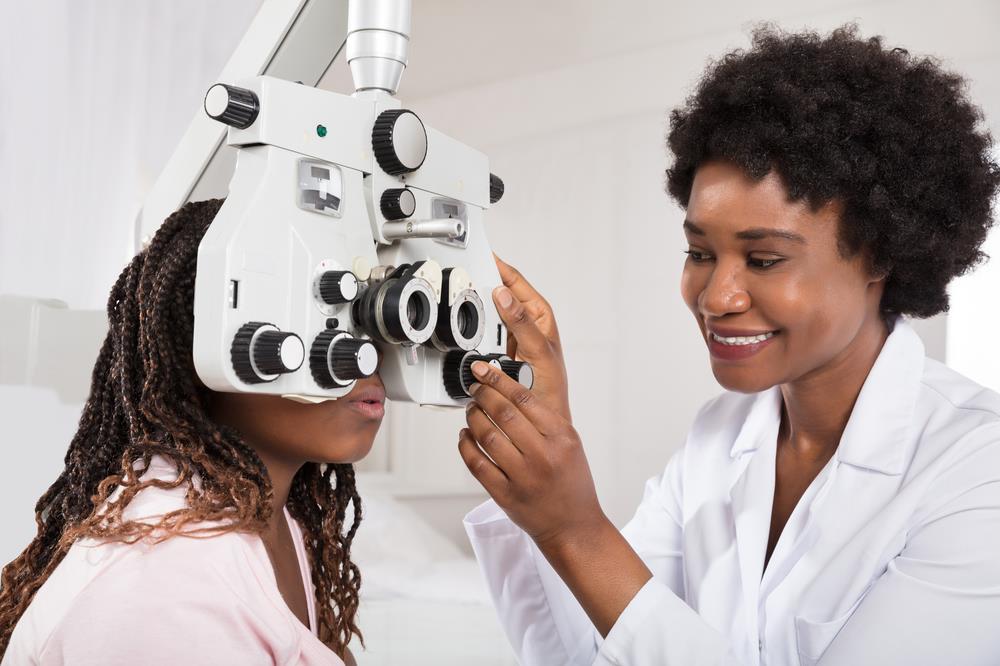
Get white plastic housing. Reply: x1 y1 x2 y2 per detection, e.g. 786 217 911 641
194 76 507 406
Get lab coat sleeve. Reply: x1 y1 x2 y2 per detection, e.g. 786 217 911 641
465 448 733 666
815 435 1000 666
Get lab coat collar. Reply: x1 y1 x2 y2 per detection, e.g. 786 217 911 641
728 316 923 476
834 316 923 475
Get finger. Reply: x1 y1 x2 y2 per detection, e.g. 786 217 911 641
492 254 554 323
493 253 545 307
469 380 544 454
458 428 509 497
492 285 555 365
470 360 560 436
466 400 526 471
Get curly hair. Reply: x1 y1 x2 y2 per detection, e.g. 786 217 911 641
666 24 1000 318
0 199 362 657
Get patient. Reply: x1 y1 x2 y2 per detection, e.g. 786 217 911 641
0 199 376 665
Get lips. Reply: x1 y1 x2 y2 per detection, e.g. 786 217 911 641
704 324 780 362
348 386 386 405
347 385 385 420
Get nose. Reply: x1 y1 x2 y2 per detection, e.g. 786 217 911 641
698 262 751 318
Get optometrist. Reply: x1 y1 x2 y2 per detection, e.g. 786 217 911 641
457 28 1000 666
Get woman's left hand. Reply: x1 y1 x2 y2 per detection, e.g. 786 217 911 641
459 359 609 549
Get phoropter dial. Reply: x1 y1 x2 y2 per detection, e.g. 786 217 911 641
443 350 504 400
486 353 534 389
204 83 259 129
380 187 416 220
310 330 378 389
489 173 504 204
372 109 428 176
319 270 359 305
231 322 304 384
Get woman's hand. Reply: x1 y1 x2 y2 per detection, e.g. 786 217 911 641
458 361 652 636
490 254 572 423
459 359 605 547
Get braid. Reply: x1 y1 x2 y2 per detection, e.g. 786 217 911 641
0 199 363 657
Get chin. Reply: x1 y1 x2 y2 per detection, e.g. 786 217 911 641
316 435 377 465
711 365 779 394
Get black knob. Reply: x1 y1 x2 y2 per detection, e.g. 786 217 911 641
380 188 416 220
489 173 504 204
319 270 359 305
372 109 428 176
485 353 533 389
443 350 503 400
311 330 378 389
231 322 303 384
204 83 259 129
499 359 533 389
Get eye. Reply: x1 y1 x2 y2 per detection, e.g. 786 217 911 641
683 249 713 263
748 256 783 269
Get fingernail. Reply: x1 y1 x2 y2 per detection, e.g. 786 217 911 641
495 287 513 309
471 361 490 377
469 382 482 395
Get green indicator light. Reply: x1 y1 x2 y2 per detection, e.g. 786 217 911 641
316 124 327 137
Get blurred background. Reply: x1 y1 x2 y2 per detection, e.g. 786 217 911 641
1 0 998 663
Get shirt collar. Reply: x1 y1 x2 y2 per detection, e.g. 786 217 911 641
835 316 923 475
729 316 924 475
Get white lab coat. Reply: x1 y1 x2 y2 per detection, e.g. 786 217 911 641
464 317 1000 665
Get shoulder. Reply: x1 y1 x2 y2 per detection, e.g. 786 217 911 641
911 358 1000 466
919 357 1000 425
31 531 302 665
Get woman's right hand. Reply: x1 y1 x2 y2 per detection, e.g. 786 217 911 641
490 254 572 423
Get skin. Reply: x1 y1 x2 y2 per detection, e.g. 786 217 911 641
208 371 384 666
460 159 890 636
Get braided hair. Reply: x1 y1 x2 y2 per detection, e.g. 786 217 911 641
0 199 363 657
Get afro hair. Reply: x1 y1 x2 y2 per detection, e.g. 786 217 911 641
666 24 1000 318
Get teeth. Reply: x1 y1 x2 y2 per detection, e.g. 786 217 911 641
711 331 775 346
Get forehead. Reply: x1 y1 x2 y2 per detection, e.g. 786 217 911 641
686 161 841 237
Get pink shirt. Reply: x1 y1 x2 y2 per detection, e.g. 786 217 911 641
2 456 345 665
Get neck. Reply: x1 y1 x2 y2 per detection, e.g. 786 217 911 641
778 314 890 459
252 448 304 540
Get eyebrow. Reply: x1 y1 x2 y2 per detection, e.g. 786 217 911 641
683 220 807 244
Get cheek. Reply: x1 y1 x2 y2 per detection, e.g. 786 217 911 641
680 265 703 314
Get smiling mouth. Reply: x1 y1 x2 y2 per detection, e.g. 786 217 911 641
709 331 778 346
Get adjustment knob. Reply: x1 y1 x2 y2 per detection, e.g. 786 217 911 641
380 187 416 220
311 330 379 389
204 83 259 129
499 358 533 389
319 270 359 305
231 322 304 384
489 173 504 204
372 109 428 176
442 350 503 400
485 353 534 389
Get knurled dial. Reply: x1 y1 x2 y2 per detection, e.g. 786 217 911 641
500 358 533 389
380 187 416 220
443 350 503 400
319 270 359 305
372 109 428 176
231 322 304 384
486 353 534 389
311 330 379 389
204 83 259 129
